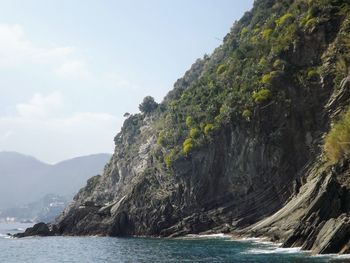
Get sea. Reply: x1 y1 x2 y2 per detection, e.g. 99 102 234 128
1 223 349 263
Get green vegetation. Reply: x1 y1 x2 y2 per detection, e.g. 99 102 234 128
336 36 350 79
139 0 350 169
190 128 200 139
242 109 252 121
183 138 194 155
186 116 194 128
307 69 320 81
325 108 350 163
273 59 286 71
260 71 280 85
241 27 249 37
165 155 172 168
139 96 158 114
276 13 294 27
261 73 273 84
216 64 227 75
304 18 318 31
157 131 166 146
204 124 214 135
164 150 176 168
262 28 273 40
252 88 271 103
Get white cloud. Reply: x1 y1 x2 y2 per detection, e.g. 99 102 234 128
0 24 131 162
0 93 122 163
16 92 63 119
0 23 85 77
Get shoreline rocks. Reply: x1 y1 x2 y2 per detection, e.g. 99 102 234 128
13 222 55 238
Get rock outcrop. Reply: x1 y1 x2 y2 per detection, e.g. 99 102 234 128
13 222 55 238
17 0 350 255
242 158 350 254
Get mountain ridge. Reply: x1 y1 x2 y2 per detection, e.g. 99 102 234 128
0 151 111 209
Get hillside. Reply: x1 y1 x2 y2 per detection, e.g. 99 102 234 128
0 194 68 223
22 0 350 254
0 152 111 209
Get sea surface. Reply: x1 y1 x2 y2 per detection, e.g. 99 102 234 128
1 223 349 263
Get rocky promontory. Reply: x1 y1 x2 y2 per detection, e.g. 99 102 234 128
17 0 350 255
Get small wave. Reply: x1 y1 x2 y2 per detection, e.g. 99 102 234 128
228 237 261 242
253 240 283 246
243 247 303 255
334 254 350 259
183 233 230 239
313 253 350 260
230 237 282 247
0 233 13 239
231 237 270 243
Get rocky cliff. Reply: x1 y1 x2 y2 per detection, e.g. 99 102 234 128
21 0 350 255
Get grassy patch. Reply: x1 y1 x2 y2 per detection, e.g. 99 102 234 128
325 108 350 163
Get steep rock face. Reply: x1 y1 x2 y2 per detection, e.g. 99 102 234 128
23 0 350 255
243 157 350 254
241 79 350 254
58 27 338 237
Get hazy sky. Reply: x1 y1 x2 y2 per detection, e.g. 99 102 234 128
0 0 254 163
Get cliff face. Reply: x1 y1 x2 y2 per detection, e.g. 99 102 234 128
36 0 350 254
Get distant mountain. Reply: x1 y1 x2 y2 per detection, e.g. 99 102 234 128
0 151 50 175
0 151 111 209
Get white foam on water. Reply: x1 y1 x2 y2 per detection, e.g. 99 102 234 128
183 233 230 239
243 246 303 255
335 254 350 259
0 233 13 239
229 237 282 247
313 253 350 260
231 237 262 242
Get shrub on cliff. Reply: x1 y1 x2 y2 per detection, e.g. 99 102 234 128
216 64 227 75
183 138 194 155
276 13 294 27
242 109 252 121
325 108 350 163
204 123 214 135
307 69 320 81
139 96 158 114
252 88 271 103
260 71 280 85
190 128 200 139
186 116 194 127
157 131 166 146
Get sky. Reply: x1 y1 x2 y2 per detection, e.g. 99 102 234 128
0 0 254 163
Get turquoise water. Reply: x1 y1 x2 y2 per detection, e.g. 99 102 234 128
1 223 349 262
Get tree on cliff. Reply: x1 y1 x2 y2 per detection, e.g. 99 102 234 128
139 96 158 114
